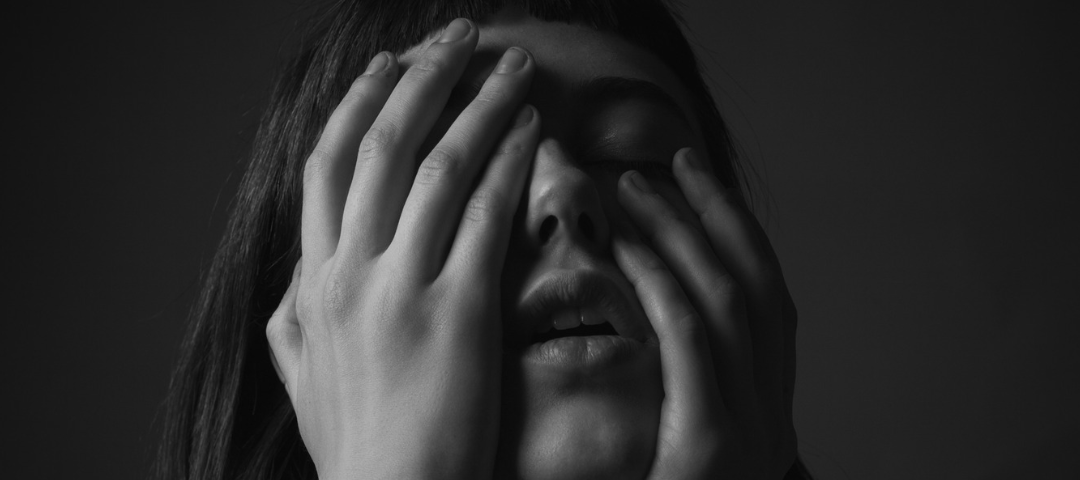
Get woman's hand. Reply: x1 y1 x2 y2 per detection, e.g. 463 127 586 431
614 148 798 479
264 19 540 480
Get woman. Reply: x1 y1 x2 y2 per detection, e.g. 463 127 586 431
157 0 807 478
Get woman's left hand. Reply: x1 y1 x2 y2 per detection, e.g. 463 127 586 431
613 147 798 479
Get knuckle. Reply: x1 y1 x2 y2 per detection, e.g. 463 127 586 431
410 54 452 74
357 125 397 160
707 270 743 300
699 185 737 219
303 148 332 185
348 73 368 89
320 270 354 322
264 316 282 344
351 68 389 88
665 425 725 470
637 251 669 274
472 88 514 109
705 277 747 320
663 219 698 245
669 310 707 337
341 79 372 105
641 206 683 241
294 287 314 324
415 147 464 185
463 187 508 222
494 138 529 158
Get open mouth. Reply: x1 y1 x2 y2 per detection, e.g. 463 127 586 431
521 303 647 370
530 305 624 344
515 270 649 348
532 314 620 343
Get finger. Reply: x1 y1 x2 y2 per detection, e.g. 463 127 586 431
340 18 478 260
612 234 728 476
301 52 398 267
673 147 791 411
396 48 534 276
617 170 757 414
266 260 303 405
612 234 724 416
442 104 538 280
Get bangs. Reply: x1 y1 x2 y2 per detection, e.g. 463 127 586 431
294 0 738 188
329 0 625 56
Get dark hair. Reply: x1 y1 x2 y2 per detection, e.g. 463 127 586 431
156 0 807 478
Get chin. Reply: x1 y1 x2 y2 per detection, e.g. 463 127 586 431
495 344 663 480
511 400 658 480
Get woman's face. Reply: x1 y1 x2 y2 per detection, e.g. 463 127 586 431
398 9 712 480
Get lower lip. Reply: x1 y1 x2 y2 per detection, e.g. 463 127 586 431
523 335 645 371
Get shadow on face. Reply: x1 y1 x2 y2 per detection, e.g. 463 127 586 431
397 8 712 480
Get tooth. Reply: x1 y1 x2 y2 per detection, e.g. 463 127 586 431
581 308 606 326
553 309 581 330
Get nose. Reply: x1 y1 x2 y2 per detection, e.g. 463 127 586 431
521 139 610 253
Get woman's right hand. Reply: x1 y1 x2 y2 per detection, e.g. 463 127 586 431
264 19 540 480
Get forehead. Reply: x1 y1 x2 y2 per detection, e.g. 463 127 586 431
398 12 704 138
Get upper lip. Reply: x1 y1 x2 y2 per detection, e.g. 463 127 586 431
514 270 647 344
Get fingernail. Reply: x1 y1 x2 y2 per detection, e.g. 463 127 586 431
681 147 704 170
513 105 534 128
363 52 389 75
438 18 471 43
495 47 528 74
627 171 654 193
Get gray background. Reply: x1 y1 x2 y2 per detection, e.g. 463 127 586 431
6 0 1077 478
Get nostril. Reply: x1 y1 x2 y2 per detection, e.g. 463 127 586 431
577 214 594 241
539 216 557 243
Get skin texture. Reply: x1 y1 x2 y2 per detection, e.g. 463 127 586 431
266 9 797 480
